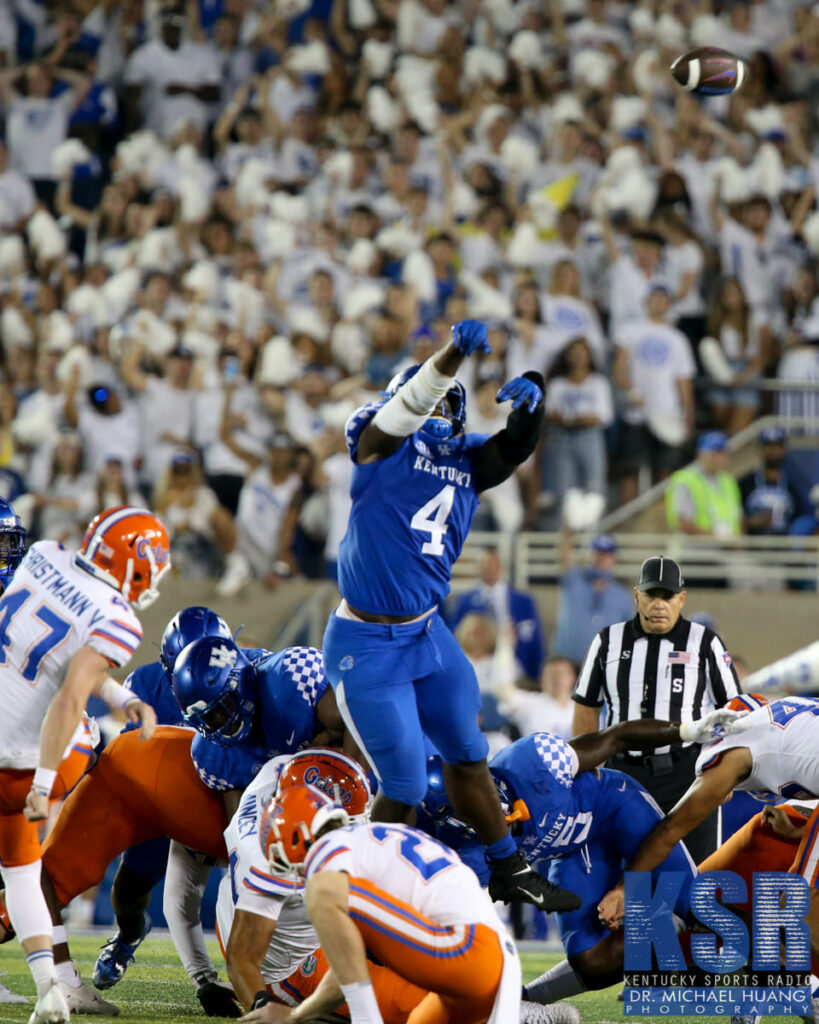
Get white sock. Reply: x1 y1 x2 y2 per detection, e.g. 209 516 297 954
524 959 587 1004
3 862 53 943
340 980 384 1024
55 961 81 988
25 950 57 998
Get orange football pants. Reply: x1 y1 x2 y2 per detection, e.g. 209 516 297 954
347 877 503 1024
42 726 227 906
0 734 94 868
699 805 819 974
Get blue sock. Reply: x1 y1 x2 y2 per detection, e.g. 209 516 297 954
485 834 516 861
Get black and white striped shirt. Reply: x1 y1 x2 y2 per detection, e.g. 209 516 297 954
573 615 742 755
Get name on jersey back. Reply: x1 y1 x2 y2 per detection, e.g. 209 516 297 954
412 455 472 489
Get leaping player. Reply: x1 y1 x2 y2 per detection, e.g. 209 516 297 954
322 319 574 910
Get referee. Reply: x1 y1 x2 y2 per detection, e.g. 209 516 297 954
571 555 741 863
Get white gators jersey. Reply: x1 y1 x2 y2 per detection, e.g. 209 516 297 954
696 696 819 803
216 757 317 983
0 541 143 769
304 821 502 931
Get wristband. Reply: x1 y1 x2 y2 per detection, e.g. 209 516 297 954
251 991 273 1009
32 767 57 796
100 678 138 711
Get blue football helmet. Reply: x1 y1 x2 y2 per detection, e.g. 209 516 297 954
159 606 232 680
0 497 26 588
172 635 256 746
384 365 467 442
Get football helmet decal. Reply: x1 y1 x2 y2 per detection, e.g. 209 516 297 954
76 506 170 609
277 748 371 820
172 635 255 745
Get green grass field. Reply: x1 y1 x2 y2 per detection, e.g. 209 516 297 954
0 933 803 1024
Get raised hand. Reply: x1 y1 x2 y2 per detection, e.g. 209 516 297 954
496 376 544 414
451 320 490 355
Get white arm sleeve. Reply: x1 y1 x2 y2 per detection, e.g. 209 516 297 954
744 640 819 694
371 355 456 437
163 841 217 983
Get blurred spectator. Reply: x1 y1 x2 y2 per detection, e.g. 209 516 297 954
0 47 90 206
31 431 94 546
448 547 545 682
0 138 36 230
95 456 146 512
545 337 613 502
123 8 220 138
218 433 301 596
614 284 696 504
604 226 666 336
706 278 772 434
553 531 633 666
501 656 578 740
454 612 516 698
739 427 800 535
121 341 199 491
666 432 743 537
154 451 235 580
66 382 142 484
311 420 353 580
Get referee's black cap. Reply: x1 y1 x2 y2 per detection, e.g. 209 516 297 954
637 556 684 594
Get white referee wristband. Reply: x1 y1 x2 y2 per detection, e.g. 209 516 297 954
100 678 138 711
32 767 57 796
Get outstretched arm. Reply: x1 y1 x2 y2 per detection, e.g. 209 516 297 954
473 372 545 492
569 708 748 774
356 321 490 464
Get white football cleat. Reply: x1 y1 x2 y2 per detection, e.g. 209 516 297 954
0 979 28 1005
27 980 69 1024
59 980 119 1016
520 1001 582 1024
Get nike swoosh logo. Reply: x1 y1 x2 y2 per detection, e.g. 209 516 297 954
538 812 549 828
619 781 627 792
516 885 545 906
286 731 296 745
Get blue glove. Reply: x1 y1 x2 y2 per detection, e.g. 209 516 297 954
451 320 491 355
496 377 543 414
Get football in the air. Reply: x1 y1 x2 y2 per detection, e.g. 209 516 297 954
670 47 747 96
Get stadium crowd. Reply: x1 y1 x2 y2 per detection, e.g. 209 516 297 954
2 0 819 588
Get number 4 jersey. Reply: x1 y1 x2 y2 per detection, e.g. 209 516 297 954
339 404 489 616
0 540 143 769
696 696 819 802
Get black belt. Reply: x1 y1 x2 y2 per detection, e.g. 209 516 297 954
612 747 692 776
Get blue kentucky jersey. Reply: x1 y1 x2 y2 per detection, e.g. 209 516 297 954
123 661 186 729
339 403 489 616
192 646 328 791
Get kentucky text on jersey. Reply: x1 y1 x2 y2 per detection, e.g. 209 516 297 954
412 455 472 488
23 548 107 621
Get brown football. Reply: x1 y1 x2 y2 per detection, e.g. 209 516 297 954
670 47 747 95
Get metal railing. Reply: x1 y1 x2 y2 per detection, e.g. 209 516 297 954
597 415 819 532
273 582 336 648
452 531 819 589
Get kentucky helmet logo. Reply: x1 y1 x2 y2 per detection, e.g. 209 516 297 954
209 644 238 669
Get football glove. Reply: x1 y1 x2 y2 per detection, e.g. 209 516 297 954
679 708 749 744
196 979 242 1018
451 319 491 355
496 376 544 414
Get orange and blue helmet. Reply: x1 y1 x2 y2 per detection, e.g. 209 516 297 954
76 506 170 609
260 784 348 876
277 748 371 820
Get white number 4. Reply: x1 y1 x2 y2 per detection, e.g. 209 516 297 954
410 485 455 556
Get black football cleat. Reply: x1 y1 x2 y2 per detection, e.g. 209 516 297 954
488 850 582 911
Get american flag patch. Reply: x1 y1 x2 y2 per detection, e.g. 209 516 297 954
668 651 691 664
